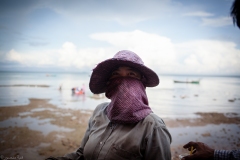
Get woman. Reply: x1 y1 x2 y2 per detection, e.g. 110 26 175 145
47 50 172 160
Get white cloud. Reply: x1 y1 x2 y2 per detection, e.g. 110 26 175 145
5 49 55 66
90 30 240 75
3 30 240 75
183 11 214 17
5 49 24 63
184 54 201 66
182 11 232 28
57 42 77 67
90 30 177 69
3 43 113 70
202 16 232 27
175 40 240 75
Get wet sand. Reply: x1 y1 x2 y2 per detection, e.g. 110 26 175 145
0 99 239 160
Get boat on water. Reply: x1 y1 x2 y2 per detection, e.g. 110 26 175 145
173 80 200 84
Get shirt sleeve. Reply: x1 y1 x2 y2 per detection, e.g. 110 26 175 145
143 124 172 160
63 110 95 160
214 150 240 160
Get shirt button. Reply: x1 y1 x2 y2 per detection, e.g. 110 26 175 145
100 142 103 145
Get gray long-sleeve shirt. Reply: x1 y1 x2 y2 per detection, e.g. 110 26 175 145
65 102 172 160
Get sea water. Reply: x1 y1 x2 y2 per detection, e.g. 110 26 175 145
0 71 239 118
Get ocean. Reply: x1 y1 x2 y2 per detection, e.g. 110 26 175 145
0 71 239 118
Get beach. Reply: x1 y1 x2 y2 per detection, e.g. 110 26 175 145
0 98 239 160
0 72 240 160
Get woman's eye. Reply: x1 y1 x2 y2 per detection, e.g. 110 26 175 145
128 72 136 76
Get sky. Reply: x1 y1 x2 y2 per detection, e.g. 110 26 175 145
0 0 239 76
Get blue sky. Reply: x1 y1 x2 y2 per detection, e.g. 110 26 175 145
0 0 239 75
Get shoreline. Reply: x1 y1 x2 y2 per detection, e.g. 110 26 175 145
0 98 239 160
0 84 50 88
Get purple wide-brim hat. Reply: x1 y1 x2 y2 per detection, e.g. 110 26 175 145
89 50 159 94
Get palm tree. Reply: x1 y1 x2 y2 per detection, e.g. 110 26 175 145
230 0 240 29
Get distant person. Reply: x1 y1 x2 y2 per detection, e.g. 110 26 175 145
182 141 240 160
71 87 76 94
46 50 172 160
231 0 240 29
59 84 62 91
81 84 85 94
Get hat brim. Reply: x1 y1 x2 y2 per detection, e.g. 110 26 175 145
89 58 160 94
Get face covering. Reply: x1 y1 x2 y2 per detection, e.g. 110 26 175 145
105 77 152 124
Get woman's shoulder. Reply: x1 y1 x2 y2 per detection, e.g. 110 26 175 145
92 102 109 115
143 113 166 128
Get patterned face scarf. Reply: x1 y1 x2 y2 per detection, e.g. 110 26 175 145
105 77 152 124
